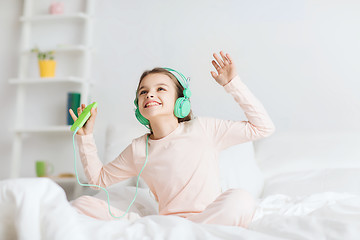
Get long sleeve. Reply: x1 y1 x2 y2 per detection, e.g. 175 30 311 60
76 133 137 188
199 75 276 151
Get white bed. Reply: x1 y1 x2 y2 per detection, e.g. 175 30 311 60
1 128 360 240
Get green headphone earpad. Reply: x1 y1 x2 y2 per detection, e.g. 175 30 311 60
174 97 191 118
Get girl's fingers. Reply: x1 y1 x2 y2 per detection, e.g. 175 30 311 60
89 107 97 119
69 109 78 121
87 107 97 122
212 60 221 72
226 53 233 64
210 71 218 78
213 52 225 68
220 51 230 65
77 107 82 116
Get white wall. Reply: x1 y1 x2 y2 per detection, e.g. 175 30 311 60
1 0 359 180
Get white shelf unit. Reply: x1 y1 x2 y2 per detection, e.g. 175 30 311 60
20 13 89 22
21 44 91 54
9 76 91 85
10 0 95 179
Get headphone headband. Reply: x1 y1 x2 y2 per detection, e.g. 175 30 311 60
163 67 189 90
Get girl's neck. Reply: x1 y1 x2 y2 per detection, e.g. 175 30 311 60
149 117 179 140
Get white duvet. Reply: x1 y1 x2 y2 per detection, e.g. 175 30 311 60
1 177 360 240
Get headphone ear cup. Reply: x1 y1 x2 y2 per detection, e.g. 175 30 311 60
135 107 150 126
174 97 191 118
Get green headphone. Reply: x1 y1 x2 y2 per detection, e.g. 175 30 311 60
134 67 192 127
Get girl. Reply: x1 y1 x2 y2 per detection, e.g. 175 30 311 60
69 51 275 228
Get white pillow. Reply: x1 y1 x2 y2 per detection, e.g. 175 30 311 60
104 123 264 197
104 123 146 164
254 131 360 179
103 123 147 187
262 168 360 198
219 142 264 198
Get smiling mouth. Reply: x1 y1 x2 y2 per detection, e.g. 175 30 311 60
144 102 162 108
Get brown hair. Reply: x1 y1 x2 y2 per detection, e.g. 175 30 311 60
135 67 193 127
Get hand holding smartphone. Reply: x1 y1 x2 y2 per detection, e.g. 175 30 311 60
69 102 98 135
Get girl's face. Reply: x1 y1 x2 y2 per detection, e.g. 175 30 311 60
137 73 178 122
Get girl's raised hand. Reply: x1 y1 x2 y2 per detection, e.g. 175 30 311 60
210 51 238 86
69 103 98 135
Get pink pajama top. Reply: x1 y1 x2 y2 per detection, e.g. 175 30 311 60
76 75 275 217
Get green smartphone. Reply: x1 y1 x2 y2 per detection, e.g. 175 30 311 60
70 102 98 132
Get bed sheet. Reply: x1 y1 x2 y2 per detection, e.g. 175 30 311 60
1 177 360 240
250 192 360 239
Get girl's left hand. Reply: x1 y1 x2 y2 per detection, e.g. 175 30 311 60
211 51 238 86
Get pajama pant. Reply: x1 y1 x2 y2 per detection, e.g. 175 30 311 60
70 188 256 228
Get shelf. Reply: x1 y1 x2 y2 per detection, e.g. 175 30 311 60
20 13 90 22
23 45 91 54
9 76 88 85
14 125 72 134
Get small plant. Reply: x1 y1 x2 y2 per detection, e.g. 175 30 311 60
31 47 55 60
31 47 57 77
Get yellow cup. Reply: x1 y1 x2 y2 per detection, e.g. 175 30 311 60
38 60 56 78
